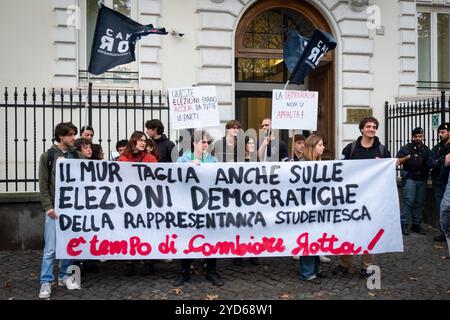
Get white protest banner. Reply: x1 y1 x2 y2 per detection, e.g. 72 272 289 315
55 159 403 260
271 90 318 130
168 86 220 130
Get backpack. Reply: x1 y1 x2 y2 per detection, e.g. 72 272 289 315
349 141 385 159
46 148 80 182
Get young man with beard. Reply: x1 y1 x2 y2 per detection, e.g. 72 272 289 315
333 117 391 279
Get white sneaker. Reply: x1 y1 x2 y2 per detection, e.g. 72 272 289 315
58 275 80 290
292 256 300 260
320 256 331 263
39 283 51 299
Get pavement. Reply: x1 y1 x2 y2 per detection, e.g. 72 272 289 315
0 224 449 300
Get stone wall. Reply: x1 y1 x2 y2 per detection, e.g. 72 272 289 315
0 193 45 250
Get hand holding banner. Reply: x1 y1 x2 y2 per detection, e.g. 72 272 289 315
168 86 220 130
271 90 319 130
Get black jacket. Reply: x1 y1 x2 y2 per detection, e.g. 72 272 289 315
154 134 176 162
341 136 391 160
396 142 432 181
430 142 450 182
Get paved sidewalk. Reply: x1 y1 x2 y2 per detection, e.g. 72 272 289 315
0 224 449 300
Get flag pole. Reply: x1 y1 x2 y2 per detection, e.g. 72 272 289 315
283 79 292 159
291 129 295 160
86 73 93 127
85 0 100 128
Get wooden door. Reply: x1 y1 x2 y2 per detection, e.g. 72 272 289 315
308 62 335 159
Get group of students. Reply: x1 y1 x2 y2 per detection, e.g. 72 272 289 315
37 115 450 299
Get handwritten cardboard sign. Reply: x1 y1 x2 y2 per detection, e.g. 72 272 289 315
168 86 220 130
271 90 318 130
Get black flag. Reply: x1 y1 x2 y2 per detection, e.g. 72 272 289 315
283 30 309 73
88 4 168 75
284 29 336 85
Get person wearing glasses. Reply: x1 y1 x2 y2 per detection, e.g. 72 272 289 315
174 130 223 286
119 131 158 163
176 130 217 164
257 118 289 162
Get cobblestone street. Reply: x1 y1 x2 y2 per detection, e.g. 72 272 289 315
0 224 449 300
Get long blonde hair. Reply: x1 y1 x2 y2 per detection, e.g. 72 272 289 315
303 134 323 161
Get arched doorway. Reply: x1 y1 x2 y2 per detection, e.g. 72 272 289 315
235 0 335 159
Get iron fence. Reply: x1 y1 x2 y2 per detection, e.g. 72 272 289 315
0 87 169 192
385 91 450 171
4 87 450 192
